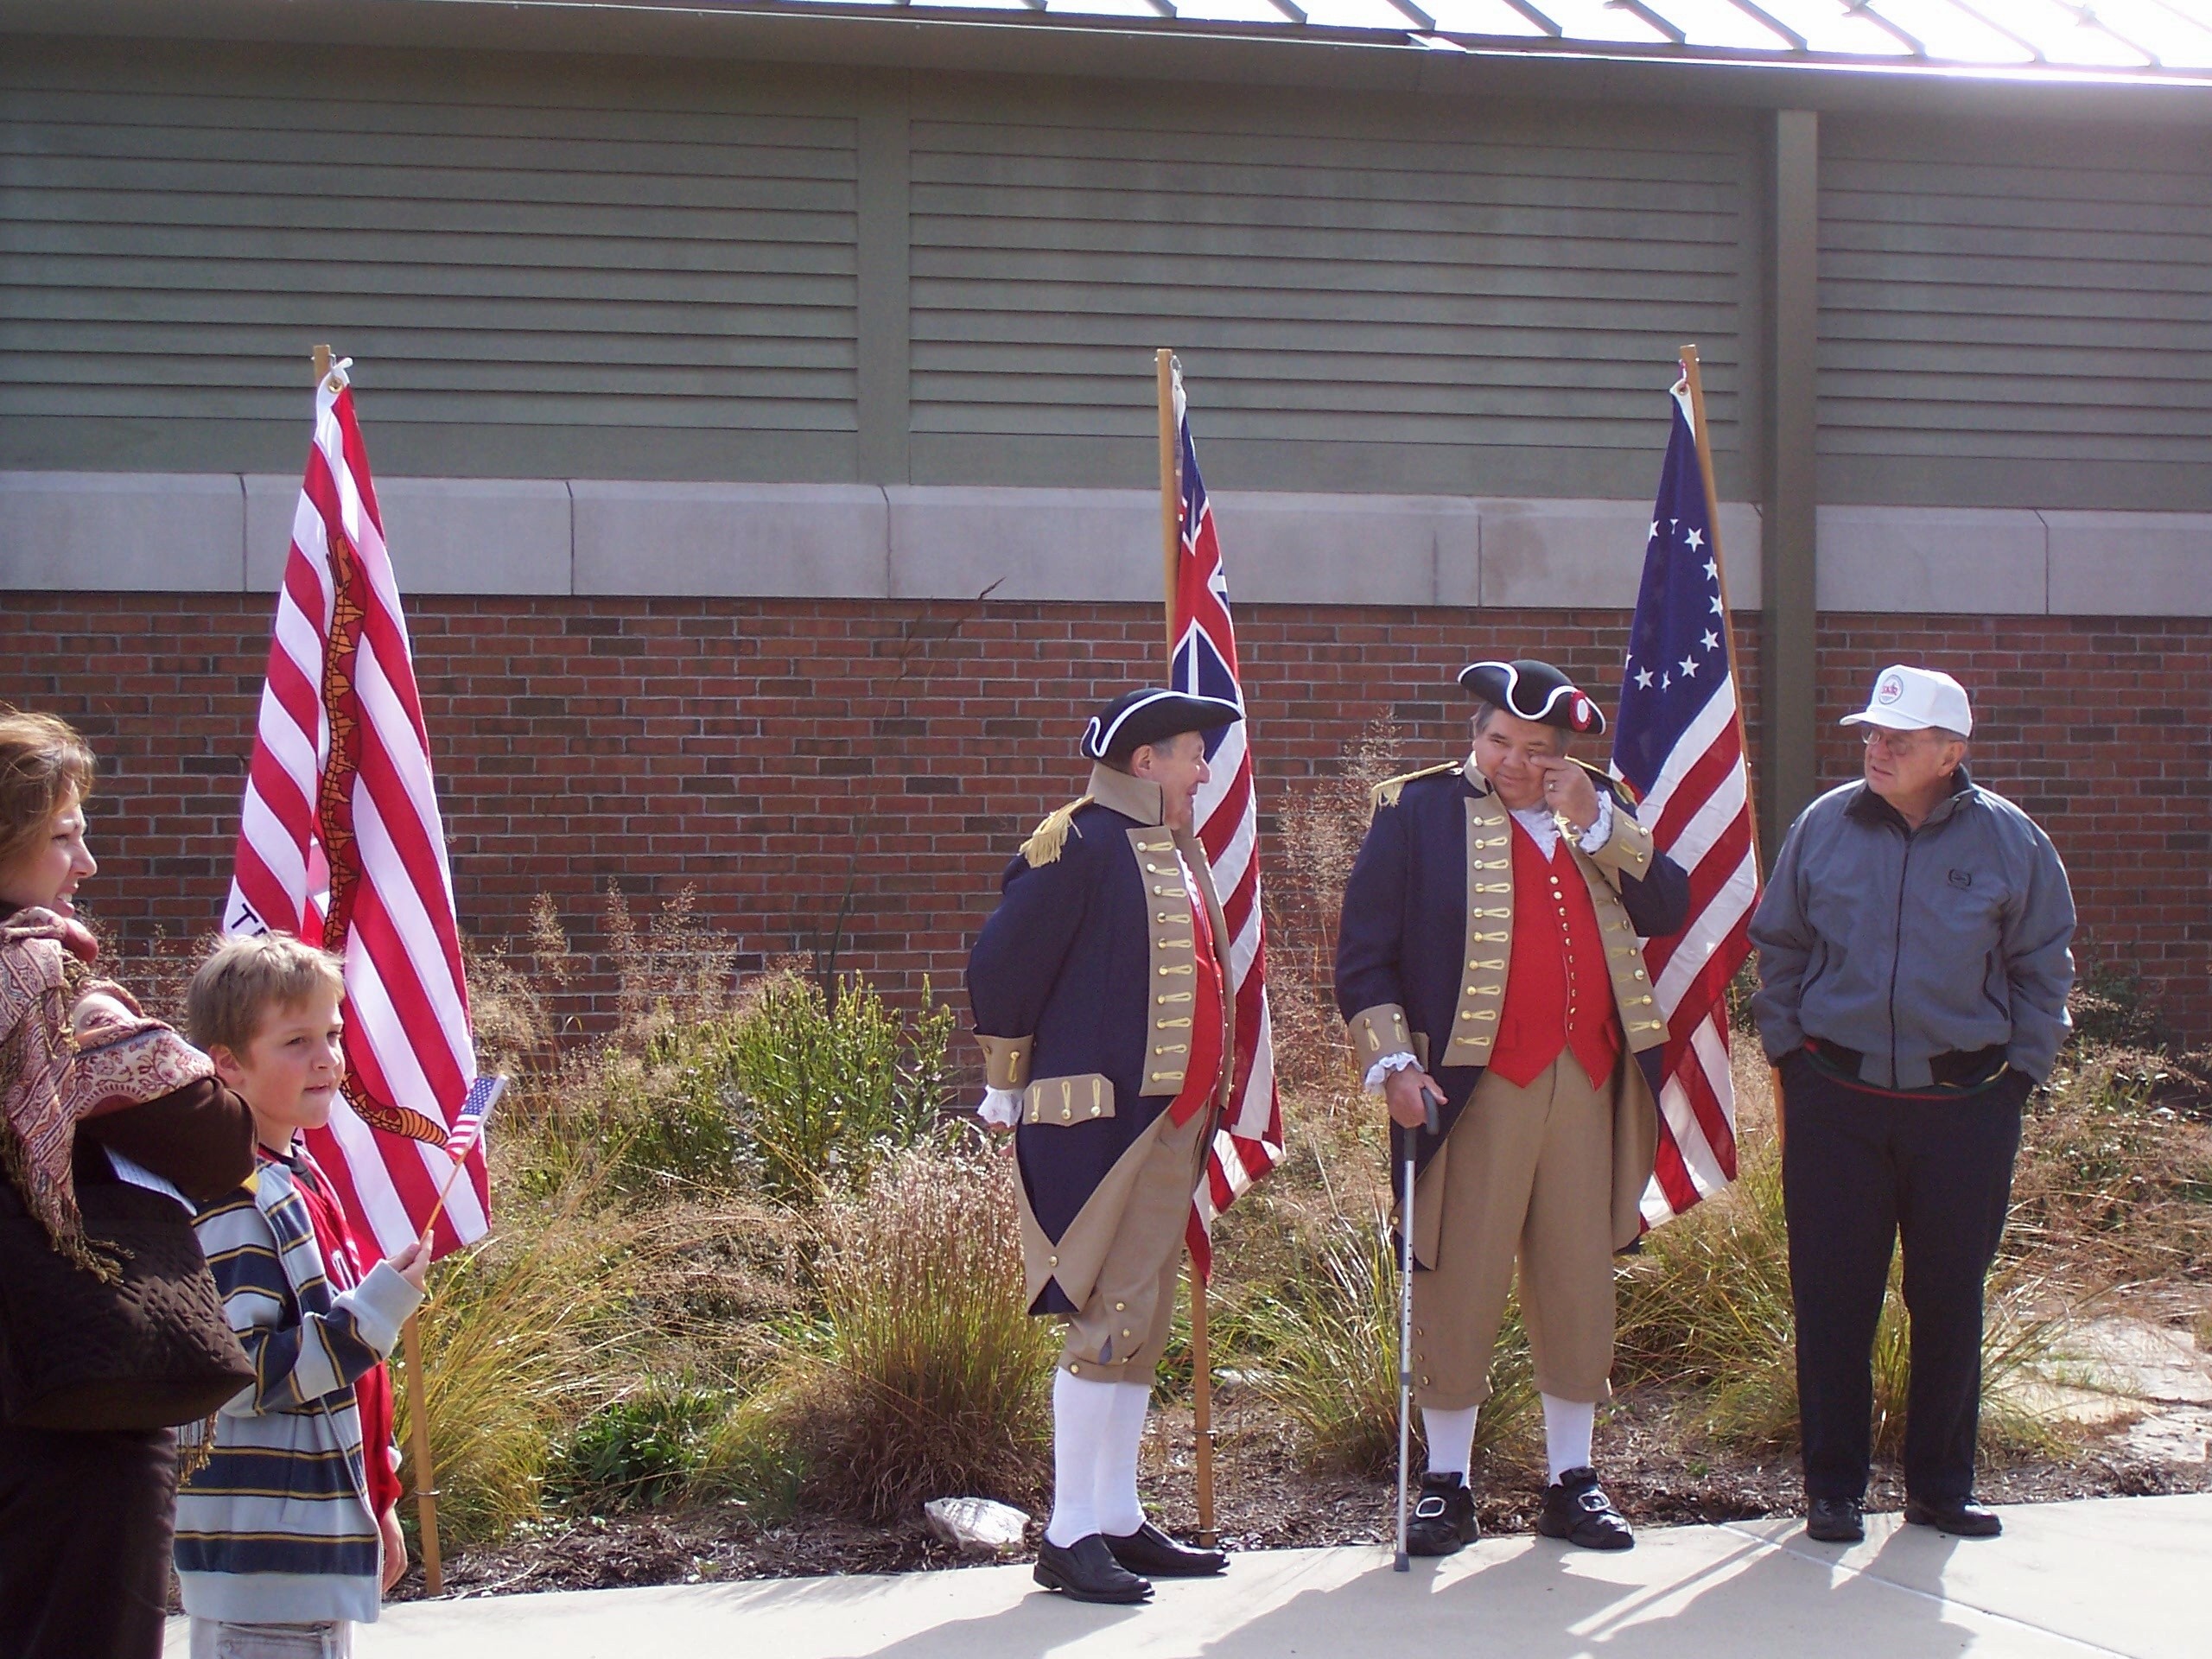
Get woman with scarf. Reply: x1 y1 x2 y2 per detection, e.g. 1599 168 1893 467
0 709 257 1659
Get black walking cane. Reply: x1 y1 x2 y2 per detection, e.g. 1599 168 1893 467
1394 1082 1445 1573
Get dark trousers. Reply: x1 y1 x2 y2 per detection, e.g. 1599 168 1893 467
1780 1058 2023 1506
0 1420 178 1659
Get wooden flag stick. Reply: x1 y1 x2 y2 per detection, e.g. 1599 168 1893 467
416 1153 472 1252
401 1313 444 1597
1678 344 1781 1144
1156 348 1181 663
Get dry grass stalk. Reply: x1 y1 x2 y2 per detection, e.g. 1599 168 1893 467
780 1141 1056 1521
1267 718 1408 1090
605 884 738 1046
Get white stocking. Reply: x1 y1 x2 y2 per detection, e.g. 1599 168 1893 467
1422 1405 1478 1478
1541 1393 1596 1484
1094 1380 1152 1537
1046 1368 1118 1546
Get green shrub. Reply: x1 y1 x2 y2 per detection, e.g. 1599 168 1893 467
776 1141 1057 1521
1233 1214 1535 1478
545 1382 729 1516
643 975 957 1205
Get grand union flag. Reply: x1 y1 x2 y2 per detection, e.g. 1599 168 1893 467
1167 363 1285 1275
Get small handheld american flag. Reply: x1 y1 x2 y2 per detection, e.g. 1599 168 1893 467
442 1074 506 1165
416 1075 506 1248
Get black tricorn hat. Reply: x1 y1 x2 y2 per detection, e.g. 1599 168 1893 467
1458 659 1607 736
1080 688 1243 762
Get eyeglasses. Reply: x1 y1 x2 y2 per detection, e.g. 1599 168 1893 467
1860 728 1937 755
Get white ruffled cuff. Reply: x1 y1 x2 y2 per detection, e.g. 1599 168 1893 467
1576 791 1613 853
977 1088 1023 1128
1363 1052 1422 1095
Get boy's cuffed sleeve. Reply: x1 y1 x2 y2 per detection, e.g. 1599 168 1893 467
197 1198 416 1417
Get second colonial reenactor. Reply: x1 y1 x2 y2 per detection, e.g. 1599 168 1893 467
1336 659 1689 1555
967 687 1243 1605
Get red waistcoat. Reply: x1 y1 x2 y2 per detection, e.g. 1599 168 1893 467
1490 818 1623 1090
1168 855 1226 1128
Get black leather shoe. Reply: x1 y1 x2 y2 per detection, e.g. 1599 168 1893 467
1537 1467 1635 1551
1104 1521 1227 1578
1904 1496 2003 1538
1407 1471 1479 1557
1805 1498 1865 1543
1034 1534 1154 1603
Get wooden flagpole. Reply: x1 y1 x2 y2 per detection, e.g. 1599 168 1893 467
1158 347 1218 1547
1676 344 1779 1147
314 340 442 1594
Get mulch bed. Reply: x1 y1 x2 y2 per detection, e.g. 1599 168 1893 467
391 1390 2209 1600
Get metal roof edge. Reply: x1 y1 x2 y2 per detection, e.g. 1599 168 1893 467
7 0 2212 121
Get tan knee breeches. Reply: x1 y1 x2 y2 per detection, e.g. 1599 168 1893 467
1057 1104 1207 1381
1405 1056 1618 1410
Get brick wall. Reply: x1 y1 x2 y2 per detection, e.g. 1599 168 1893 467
1 595 2203 1043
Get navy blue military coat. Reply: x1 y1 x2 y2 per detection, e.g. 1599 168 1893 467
1334 760 1690 1249
968 765 1233 1312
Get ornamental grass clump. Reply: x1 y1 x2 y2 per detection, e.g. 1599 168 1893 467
394 1187 630 1543
783 1141 1057 1522
1235 1212 1536 1477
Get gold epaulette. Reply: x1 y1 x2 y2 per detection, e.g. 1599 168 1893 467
1020 795 1095 867
1369 762 1462 814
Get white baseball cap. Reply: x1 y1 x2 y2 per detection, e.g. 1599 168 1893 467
1840 664 1973 738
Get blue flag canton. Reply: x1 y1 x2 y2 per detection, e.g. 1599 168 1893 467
1614 397 1731 801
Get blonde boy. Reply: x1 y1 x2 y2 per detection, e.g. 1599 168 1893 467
175 935 429 1659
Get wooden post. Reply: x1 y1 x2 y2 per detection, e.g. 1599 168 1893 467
1156 346 1217 1546
402 1313 444 1596
312 344 333 387
1678 344 1783 1144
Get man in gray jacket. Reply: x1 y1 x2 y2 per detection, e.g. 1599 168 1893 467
1751 664 2074 1547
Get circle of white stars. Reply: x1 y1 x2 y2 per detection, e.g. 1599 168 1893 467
1624 517 1726 695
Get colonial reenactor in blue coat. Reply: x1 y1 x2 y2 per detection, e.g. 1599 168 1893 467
967 688 1243 1605
1335 660 1690 1555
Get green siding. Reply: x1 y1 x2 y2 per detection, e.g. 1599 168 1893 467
0 42 860 479
1819 115 2212 512
907 84 1754 498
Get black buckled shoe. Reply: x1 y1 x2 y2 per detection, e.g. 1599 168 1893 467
1904 1496 2003 1538
1104 1521 1227 1578
1805 1498 1866 1543
1537 1467 1635 1551
1034 1534 1154 1604
1407 1471 1479 1557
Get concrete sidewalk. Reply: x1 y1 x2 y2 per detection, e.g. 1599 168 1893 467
168 1494 2203 1657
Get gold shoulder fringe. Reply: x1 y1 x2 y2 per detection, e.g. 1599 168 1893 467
1369 762 1461 814
1020 795 1095 867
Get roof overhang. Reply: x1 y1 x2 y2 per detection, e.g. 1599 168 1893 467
7 0 2212 121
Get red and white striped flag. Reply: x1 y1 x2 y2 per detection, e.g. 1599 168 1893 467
1609 369 1760 1226
1168 363 1284 1278
225 357 489 1261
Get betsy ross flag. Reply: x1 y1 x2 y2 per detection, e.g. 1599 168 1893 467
1166 361 1284 1277
225 357 490 1261
1609 370 1760 1227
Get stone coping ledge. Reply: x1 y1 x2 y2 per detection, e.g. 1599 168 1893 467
1 473 2204 614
